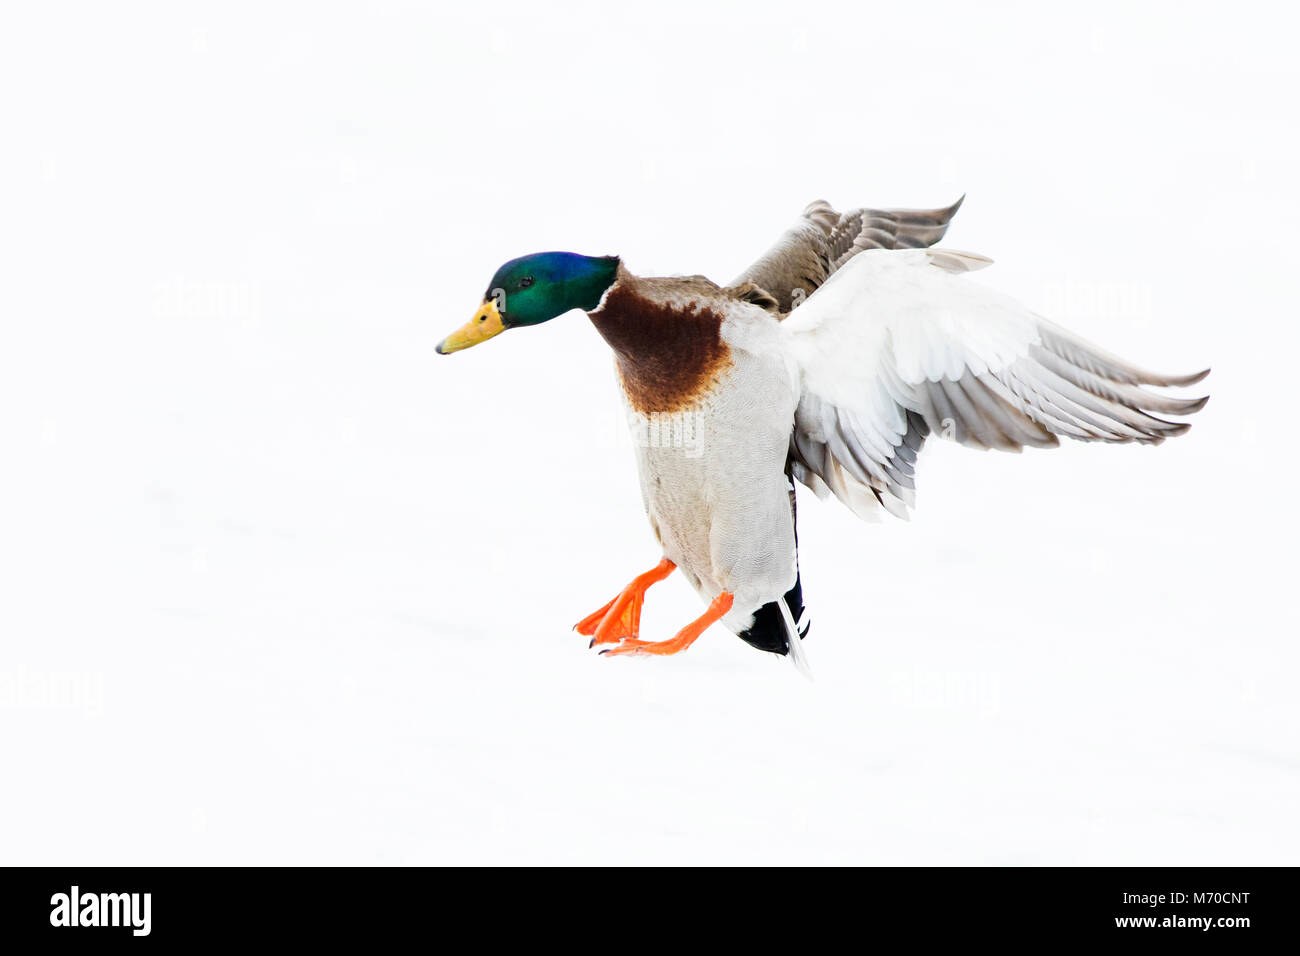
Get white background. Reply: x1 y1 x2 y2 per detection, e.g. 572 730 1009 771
2 1 1297 864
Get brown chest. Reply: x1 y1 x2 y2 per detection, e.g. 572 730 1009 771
587 285 733 415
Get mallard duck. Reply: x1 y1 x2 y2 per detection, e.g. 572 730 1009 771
436 197 1208 665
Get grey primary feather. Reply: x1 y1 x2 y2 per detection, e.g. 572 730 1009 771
729 196 965 312
790 321 1206 520
802 340 1207 520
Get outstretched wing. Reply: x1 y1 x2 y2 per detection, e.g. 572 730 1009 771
780 248 1210 519
731 197 964 312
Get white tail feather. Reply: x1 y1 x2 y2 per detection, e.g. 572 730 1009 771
778 599 813 680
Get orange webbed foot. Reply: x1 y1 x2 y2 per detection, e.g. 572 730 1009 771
574 558 675 647
601 592 734 658
574 598 617 637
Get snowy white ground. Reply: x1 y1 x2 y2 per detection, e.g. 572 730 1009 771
2 2 1298 864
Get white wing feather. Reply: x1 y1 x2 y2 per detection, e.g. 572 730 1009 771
781 249 1209 520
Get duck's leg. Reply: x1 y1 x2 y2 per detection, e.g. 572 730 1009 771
575 558 676 647
600 592 734 658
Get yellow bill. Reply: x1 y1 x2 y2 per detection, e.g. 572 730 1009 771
436 298 506 354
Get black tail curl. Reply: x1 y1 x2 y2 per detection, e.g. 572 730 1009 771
737 570 809 655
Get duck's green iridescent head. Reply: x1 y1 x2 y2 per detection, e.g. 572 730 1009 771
436 252 620 354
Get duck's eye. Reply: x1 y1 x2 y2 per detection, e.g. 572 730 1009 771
519 276 534 289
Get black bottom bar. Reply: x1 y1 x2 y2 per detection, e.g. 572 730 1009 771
1 866 1292 945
